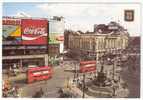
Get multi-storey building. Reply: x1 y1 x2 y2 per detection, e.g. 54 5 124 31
49 16 65 57
2 17 49 70
65 22 129 62
2 16 65 71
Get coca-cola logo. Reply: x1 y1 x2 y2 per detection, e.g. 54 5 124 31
24 27 46 35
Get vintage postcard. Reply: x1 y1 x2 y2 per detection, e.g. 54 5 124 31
2 1 141 98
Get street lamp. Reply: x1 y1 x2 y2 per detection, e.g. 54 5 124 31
73 60 79 85
82 73 86 98
107 54 119 97
112 59 115 80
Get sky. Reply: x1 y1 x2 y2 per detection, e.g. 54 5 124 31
3 2 141 36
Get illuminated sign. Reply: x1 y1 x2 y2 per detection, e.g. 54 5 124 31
2 17 21 45
21 19 48 45
3 17 21 25
49 20 64 44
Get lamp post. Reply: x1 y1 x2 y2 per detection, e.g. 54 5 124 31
82 73 86 98
73 60 79 85
100 57 104 73
112 59 115 80
109 54 118 97
74 62 76 80
112 58 116 97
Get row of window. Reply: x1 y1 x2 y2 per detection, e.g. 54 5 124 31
68 35 128 52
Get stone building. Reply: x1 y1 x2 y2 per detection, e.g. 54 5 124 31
65 22 129 62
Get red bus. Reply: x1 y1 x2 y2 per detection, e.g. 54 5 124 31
80 60 96 73
27 66 52 83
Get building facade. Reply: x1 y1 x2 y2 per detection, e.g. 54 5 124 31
49 16 65 57
2 16 65 70
2 17 49 70
66 22 129 62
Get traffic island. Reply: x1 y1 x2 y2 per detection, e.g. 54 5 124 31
66 76 129 98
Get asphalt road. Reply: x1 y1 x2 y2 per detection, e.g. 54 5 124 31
20 61 75 97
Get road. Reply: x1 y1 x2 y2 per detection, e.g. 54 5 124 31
18 61 75 97
3 54 140 98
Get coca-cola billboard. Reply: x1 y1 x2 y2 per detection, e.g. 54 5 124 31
21 19 48 45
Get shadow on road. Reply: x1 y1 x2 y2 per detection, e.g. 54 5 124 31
64 69 75 73
13 79 27 84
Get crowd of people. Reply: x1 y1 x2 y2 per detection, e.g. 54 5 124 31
2 79 20 97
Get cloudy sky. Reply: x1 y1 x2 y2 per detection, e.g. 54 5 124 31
3 3 141 36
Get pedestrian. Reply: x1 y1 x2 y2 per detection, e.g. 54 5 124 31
77 73 79 78
17 88 23 97
58 88 63 94
122 82 128 89
78 81 82 89
13 64 17 76
39 88 44 96
14 85 19 97
77 78 79 84
11 86 17 97
60 60 63 67
116 85 129 97
118 76 121 82
3 88 8 97
32 88 44 98
4 80 11 90
112 85 116 97
7 66 12 78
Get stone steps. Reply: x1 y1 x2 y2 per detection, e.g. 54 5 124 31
89 85 112 93
85 85 112 97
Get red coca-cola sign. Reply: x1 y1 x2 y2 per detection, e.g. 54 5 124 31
21 19 48 45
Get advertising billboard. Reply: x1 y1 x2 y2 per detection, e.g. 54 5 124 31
49 19 64 44
21 19 48 45
2 17 21 45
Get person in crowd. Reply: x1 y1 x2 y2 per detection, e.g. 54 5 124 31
32 88 44 98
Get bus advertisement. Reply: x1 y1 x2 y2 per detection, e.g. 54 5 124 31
27 66 52 83
80 60 96 73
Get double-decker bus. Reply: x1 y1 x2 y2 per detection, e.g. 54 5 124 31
80 60 96 73
27 66 52 83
